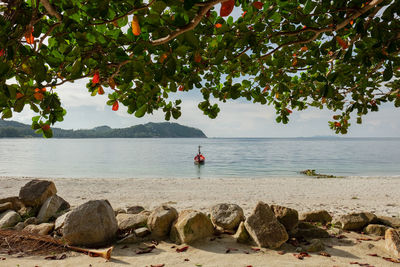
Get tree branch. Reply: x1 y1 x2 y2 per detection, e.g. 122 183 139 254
40 0 62 21
150 0 226 46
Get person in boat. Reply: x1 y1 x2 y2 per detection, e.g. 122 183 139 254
195 146 205 163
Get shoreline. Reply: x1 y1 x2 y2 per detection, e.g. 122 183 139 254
1 176 399 217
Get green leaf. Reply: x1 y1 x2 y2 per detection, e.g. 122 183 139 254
304 0 315 14
134 104 147 117
383 63 393 81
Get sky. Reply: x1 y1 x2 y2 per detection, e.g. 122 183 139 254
10 78 400 138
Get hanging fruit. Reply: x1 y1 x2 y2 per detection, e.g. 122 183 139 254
220 0 235 17
132 16 141 36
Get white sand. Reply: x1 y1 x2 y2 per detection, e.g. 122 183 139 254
1 176 399 216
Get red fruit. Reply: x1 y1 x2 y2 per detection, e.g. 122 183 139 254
336 36 348 50
262 85 270 93
0 49 4 57
194 53 201 63
334 122 341 127
92 71 100 85
16 93 24 99
98 85 104 95
178 85 184 91
252 1 263 9
286 108 292 114
25 27 34 44
333 115 340 120
215 23 222 28
220 0 235 17
112 101 119 111
34 92 44 101
42 124 50 131
242 11 247 18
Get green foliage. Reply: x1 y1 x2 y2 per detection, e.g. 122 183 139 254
0 0 399 137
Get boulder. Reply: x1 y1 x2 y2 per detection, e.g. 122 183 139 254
134 227 151 237
126 206 145 214
14 222 25 231
363 212 378 224
37 195 70 223
271 205 299 234
337 213 370 231
244 202 288 249
385 229 400 258
54 211 69 234
24 217 38 226
24 223 54 235
234 221 250 244
170 210 214 244
0 202 12 212
210 203 245 231
0 210 21 228
19 180 57 207
0 197 25 211
304 239 325 252
377 216 400 228
116 212 148 231
147 205 178 239
294 222 330 239
363 224 389 236
299 210 332 224
62 200 118 247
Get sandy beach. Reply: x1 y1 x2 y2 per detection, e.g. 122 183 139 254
1 176 400 266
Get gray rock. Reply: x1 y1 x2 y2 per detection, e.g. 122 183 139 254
210 203 245 231
0 210 21 228
244 202 288 249
116 213 148 231
0 197 25 211
19 180 57 207
337 213 370 231
14 222 25 231
378 216 400 228
37 195 70 223
304 239 325 252
54 211 70 235
24 217 38 226
364 224 389 236
234 221 250 244
170 210 214 245
0 202 13 212
271 205 299 234
147 205 178 239
363 212 378 224
299 210 332 224
134 227 151 237
385 229 400 258
62 200 118 247
126 206 145 214
24 223 54 235
294 222 330 239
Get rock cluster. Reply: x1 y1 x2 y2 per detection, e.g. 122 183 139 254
1 179 399 261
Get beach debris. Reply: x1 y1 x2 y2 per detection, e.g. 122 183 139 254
277 250 286 255
176 246 189 253
233 221 250 244
293 252 311 260
244 202 288 249
62 200 118 246
210 203 245 231
19 180 57 207
300 169 340 178
37 195 70 223
271 205 299 235
363 224 389 236
147 205 178 239
184 258 190 261
349 262 374 266
367 253 378 257
170 210 214 244
299 210 332 224
385 228 400 258
250 247 260 252
150 264 164 267
319 251 331 257
0 210 21 229
382 257 400 263
225 247 238 253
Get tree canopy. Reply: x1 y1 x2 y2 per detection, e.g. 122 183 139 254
0 0 399 137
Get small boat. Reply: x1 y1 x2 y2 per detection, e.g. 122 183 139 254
194 145 205 165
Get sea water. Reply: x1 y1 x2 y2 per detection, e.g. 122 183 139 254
0 137 399 179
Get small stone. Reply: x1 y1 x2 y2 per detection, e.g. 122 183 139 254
37 195 70 223
294 222 330 239
305 239 325 252
14 222 25 231
147 205 178 239
0 210 21 228
337 213 370 231
170 210 214 244
299 210 332 224
210 203 245 231
0 202 12 212
116 213 148 231
385 229 400 258
117 233 139 244
363 224 389 236
233 221 250 244
134 227 151 237
24 217 38 227
24 223 54 235
244 202 288 249
377 216 400 228
0 197 25 211
19 180 57 207
271 205 299 234
126 206 145 214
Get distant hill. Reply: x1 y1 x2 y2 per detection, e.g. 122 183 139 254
0 120 207 138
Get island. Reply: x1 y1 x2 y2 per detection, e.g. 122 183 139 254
0 120 207 138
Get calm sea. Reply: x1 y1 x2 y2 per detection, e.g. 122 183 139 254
0 138 399 179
